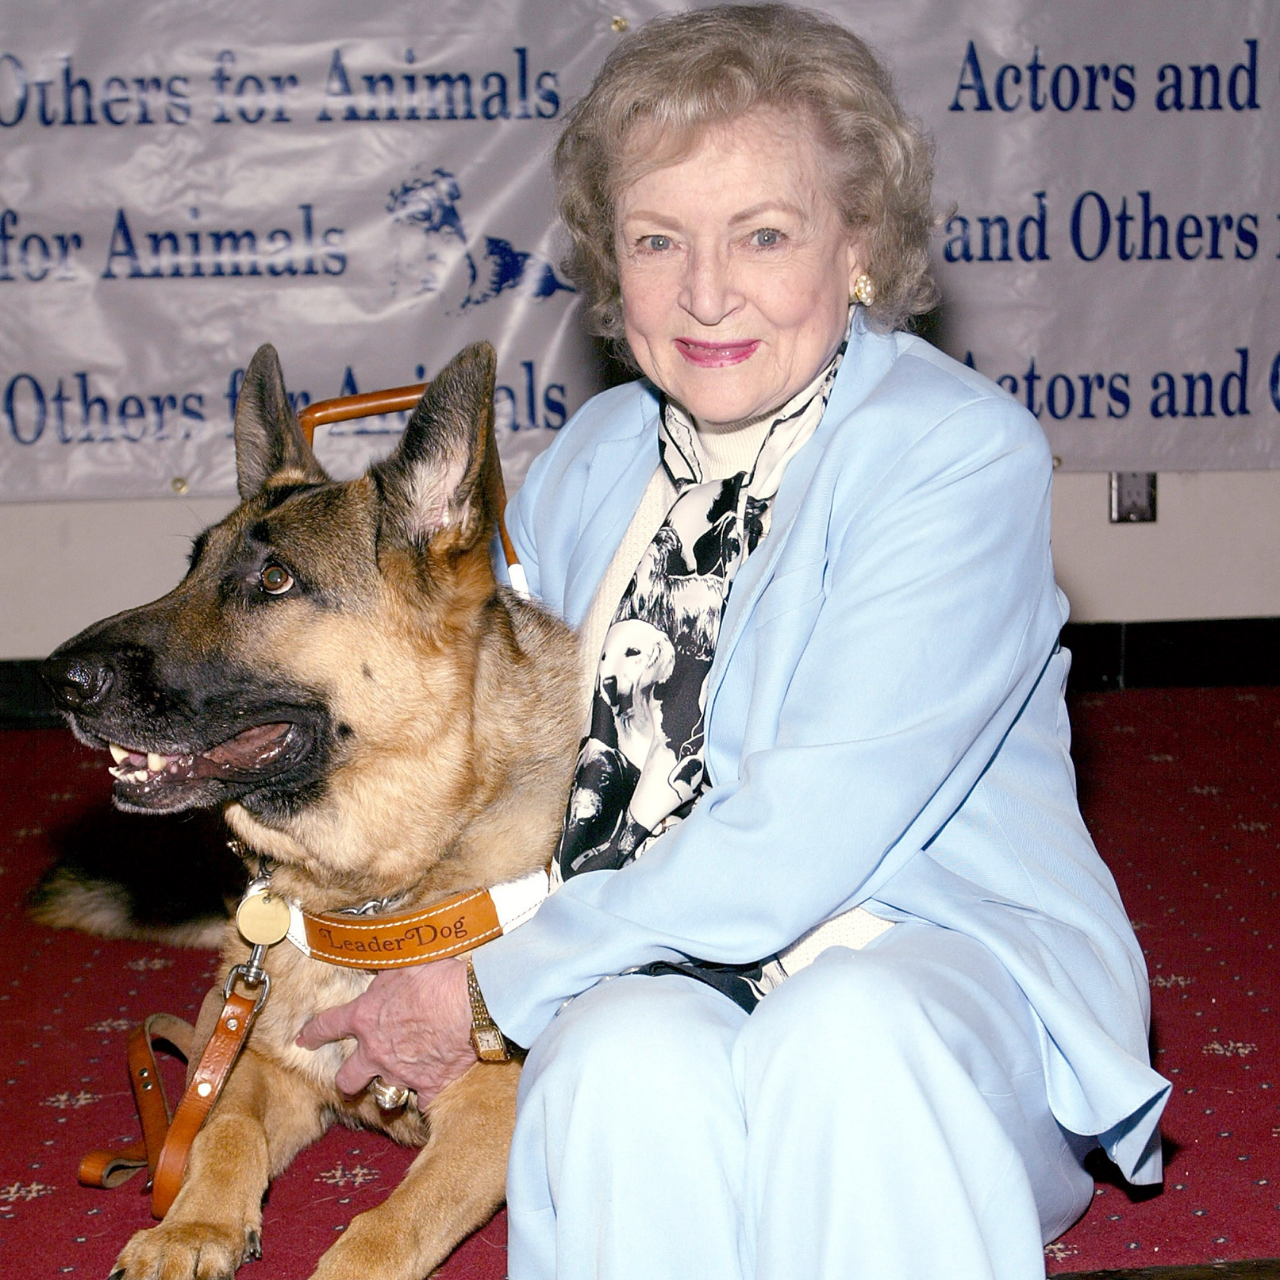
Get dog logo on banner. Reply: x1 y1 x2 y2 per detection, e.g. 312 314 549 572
388 167 573 311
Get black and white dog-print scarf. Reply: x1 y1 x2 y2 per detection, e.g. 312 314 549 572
552 331 848 1012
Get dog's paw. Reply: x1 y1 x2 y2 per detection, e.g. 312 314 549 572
111 1221 261 1280
308 1214 411 1280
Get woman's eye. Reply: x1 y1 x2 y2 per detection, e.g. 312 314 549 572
642 234 672 251
260 563 294 595
751 228 782 248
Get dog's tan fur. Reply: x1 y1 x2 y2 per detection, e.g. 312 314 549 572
45 342 579 1280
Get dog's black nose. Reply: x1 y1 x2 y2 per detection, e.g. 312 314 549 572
41 653 115 710
602 676 618 703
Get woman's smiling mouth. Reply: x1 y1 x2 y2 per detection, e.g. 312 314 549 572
674 338 760 367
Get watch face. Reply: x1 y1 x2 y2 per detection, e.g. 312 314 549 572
473 1026 507 1059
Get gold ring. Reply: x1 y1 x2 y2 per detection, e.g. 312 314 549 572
369 1076 412 1111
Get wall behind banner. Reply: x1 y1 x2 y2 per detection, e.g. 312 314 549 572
2 0 1278 655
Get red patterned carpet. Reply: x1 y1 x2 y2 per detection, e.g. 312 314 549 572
1046 689 1279 1274
0 688 1277 1279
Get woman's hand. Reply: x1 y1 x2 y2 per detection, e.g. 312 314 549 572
295 956 477 1106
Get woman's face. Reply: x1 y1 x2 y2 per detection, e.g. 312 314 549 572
614 109 861 431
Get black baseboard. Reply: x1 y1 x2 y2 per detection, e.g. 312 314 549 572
1059 1263 1280 1280
1062 618 1280 692
2 618 1277 727
0 659 62 729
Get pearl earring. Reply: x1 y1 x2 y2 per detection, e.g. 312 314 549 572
852 273 875 307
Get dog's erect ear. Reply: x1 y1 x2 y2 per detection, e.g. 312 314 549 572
234 344 328 500
372 341 499 554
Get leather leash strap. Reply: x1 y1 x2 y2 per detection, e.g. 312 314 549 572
150 982 260 1218
78 1013 193 1190
295 885 503 968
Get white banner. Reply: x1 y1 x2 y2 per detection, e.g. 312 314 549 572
917 2 1279 474
1 0 1277 503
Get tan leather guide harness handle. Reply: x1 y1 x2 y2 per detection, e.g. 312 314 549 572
297 384 523 580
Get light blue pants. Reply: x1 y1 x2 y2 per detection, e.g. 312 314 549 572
505 922 1095 1280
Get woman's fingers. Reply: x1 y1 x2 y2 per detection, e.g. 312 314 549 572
334 1047 381 1097
295 999 357 1051
292 960 479 1105
301 1016 406 1099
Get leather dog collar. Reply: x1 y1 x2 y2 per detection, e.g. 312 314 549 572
236 866 550 970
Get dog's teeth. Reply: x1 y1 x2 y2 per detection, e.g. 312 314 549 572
109 743 129 763
130 769 149 783
147 752 167 772
108 765 129 781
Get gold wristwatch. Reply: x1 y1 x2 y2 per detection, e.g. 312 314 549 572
466 957 511 1062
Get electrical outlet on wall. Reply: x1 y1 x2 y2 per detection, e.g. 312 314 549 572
1109 473 1157 523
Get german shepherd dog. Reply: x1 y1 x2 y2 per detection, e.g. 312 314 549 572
40 342 580 1280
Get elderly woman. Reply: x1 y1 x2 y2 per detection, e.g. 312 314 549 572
302 7 1169 1277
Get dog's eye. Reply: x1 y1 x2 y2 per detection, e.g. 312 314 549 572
260 563 294 595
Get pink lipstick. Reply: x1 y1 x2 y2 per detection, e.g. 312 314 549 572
675 338 759 367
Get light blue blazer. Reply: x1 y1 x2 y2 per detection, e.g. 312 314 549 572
474 317 1171 1184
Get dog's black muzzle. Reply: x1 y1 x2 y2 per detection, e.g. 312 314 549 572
42 625 332 819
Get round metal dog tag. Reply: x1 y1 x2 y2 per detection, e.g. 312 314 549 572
236 890 291 946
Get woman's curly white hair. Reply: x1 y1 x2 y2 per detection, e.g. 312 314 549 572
554 3 939 343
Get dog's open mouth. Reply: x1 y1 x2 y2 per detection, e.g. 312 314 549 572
105 721 302 799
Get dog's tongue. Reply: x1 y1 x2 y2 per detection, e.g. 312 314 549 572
199 722 293 772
